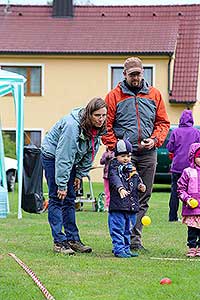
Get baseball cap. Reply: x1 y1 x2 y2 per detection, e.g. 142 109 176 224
124 57 143 75
115 139 132 156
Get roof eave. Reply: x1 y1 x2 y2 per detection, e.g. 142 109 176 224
0 50 174 56
169 98 197 104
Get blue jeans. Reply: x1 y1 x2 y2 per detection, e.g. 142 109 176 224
169 172 181 221
108 211 136 255
41 154 80 243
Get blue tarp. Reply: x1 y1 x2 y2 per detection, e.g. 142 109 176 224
0 69 26 219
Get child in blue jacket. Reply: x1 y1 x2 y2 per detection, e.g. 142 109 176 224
108 139 146 258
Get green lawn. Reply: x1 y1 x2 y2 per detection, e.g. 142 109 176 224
0 183 200 300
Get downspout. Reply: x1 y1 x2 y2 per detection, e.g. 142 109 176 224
168 54 172 96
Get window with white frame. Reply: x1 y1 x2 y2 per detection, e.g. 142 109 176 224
111 65 153 89
1 65 42 96
3 130 42 148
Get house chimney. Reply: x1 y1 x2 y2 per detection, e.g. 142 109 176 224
52 0 73 18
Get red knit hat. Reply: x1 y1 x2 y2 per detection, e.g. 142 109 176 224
195 148 200 158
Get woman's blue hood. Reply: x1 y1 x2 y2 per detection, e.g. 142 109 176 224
70 107 83 124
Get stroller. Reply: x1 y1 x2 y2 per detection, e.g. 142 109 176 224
75 175 96 211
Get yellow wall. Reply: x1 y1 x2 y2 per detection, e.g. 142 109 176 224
1 54 200 182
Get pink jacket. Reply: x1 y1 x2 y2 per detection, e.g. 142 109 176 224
100 150 114 179
177 143 200 216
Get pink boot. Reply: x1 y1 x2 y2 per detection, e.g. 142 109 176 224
186 248 196 257
195 248 200 257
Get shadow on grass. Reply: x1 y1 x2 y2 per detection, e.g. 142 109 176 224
153 184 171 192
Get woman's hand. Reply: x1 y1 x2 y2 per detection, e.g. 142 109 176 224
57 189 67 200
74 177 81 191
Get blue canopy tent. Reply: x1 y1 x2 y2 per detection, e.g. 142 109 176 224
0 69 26 219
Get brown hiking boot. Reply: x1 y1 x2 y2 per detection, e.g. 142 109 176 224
67 240 92 253
53 241 75 255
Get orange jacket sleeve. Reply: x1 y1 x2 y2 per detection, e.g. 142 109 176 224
101 91 118 150
150 89 170 147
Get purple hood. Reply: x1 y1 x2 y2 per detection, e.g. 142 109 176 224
166 111 200 173
188 143 200 168
179 109 194 127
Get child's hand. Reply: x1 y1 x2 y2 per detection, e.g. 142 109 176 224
138 183 146 193
118 188 129 198
107 150 114 158
187 198 198 208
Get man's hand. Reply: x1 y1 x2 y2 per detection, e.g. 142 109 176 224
118 188 129 199
74 177 81 191
57 189 67 200
138 183 146 193
141 138 155 150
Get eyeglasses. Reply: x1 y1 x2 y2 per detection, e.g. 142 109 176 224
92 113 107 119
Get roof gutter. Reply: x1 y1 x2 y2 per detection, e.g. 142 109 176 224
0 51 174 56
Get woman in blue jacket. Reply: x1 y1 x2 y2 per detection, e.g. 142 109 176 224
108 139 146 258
41 97 107 255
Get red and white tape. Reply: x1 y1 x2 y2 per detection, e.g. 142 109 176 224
8 253 55 300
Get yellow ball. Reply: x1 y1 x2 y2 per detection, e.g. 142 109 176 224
189 198 198 208
141 216 151 226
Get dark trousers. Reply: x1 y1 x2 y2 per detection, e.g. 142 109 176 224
41 154 80 243
187 226 200 248
131 150 157 248
169 172 181 221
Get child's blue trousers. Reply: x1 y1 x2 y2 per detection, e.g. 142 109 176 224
108 211 136 255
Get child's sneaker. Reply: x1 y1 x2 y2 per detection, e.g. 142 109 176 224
195 247 200 257
115 251 131 258
186 247 196 257
125 250 139 257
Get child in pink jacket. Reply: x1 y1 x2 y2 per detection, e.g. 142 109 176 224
100 148 114 210
177 143 200 257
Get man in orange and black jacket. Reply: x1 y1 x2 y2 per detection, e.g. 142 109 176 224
102 57 170 251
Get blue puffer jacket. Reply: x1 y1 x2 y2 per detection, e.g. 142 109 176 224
41 108 102 191
108 158 141 213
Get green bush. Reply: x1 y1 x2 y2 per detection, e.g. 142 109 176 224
2 133 16 158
